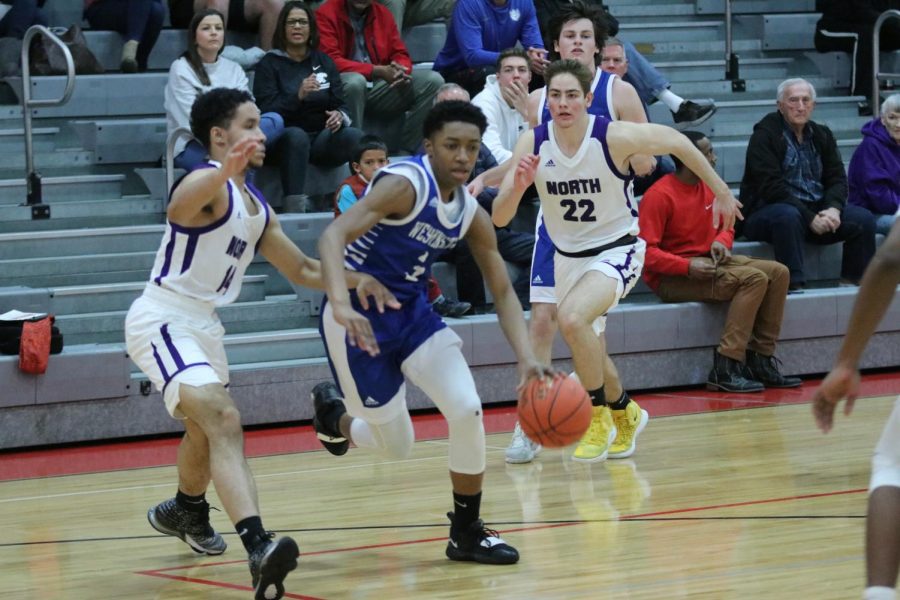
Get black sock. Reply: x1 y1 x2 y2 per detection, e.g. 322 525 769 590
236 516 267 553
451 491 482 531
609 391 631 411
587 385 607 407
175 490 207 513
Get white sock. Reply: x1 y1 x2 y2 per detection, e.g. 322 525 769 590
864 586 897 600
658 89 685 112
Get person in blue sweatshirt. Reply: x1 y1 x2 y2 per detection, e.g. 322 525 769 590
432 0 548 97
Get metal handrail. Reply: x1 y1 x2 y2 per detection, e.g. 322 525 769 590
166 127 195 194
20 25 76 212
872 9 900 117
723 0 745 92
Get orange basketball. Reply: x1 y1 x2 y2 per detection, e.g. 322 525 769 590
517 374 592 448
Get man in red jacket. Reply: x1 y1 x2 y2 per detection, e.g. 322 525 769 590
639 131 802 393
316 0 444 153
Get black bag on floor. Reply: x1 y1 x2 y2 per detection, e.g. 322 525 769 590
0 316 63 355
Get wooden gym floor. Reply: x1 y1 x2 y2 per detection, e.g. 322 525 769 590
1 371 898 599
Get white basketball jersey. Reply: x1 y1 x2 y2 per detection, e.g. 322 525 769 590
533 115 639 254
148 163 270 306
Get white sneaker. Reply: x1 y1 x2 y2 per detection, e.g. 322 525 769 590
505 422 542 464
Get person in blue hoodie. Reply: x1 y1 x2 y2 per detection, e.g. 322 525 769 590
432 0 548 96
848 94 900 235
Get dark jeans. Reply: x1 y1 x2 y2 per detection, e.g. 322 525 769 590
742 203 877 285
0 0 46 39
84 0 165 70
291 125 364 195
440 227 535 308
815 19 900 99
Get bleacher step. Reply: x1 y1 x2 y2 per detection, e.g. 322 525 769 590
0 173 125 205
0 196 164 233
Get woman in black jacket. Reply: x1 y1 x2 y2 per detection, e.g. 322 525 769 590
253 1 363 210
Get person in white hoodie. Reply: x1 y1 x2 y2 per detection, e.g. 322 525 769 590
472 48 532 165
165 10 295 177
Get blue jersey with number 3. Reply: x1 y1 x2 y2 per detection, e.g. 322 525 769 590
343 155 479 303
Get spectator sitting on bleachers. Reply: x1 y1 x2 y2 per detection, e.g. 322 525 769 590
164 8 307 212
83 0 164 73
600 37 675 196
333 133 473 316
533 0 715 129
471 47 531 165
429 83 533 310
739 78 877 291
316 0 443 154
377 0 453 34
0 0 45 39
814 0 900 116
848 93 900 235
254 1 363 212
168 0 283 54
639 130 801 393
432 0 548 97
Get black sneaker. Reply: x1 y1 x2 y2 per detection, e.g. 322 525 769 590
147 498 227 555
445 512 519 565
672 100 716 129
705 350 764 393
311 382 350 456
744 350 802 388
248 534 299 600
432 296 472 318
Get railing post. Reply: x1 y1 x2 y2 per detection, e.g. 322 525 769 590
19 25 76 218
872 9 900 118
724 0 745 92
166 127 195 196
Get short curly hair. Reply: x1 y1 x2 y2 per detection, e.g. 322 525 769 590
190 87 255 149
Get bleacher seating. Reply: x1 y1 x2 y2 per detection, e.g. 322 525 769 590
1 0 898 449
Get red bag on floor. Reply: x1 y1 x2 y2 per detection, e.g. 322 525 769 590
19 316 52 375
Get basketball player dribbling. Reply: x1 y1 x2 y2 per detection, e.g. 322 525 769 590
125 88 397 600
813 216 900 600
494 59 740 465
312 100 554 565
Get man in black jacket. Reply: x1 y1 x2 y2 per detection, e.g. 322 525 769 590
814 0 900 115
739 78 876 291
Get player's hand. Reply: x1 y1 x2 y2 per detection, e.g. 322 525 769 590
220 138 260 179
355 273 401 314
298 74 319 100
812 364 859 433
324 110 343 132
331 301 381 357
629 154 656 177
712 190 742 231
710 241 731 265
514 153 539 191
516 359 557 394
687 257 716 280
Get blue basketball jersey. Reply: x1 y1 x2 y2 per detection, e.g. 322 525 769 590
538 69 617 125
342 155 479 303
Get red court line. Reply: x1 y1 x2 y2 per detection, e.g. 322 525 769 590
3 371 898 482
134 486 867 596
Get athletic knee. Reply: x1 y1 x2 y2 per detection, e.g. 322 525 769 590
447 410 485 474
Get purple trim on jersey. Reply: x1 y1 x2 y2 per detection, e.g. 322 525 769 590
533 123 549 155
151 341 170 381
160 323 186 370
623 179 638 217
169 163 216 200
153 231 178 285
245 181 271 253
591 116 631 181
180 232 200 274
169 182 234 235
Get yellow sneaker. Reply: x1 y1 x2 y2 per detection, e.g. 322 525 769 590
572 406 617 463
609 401 649 459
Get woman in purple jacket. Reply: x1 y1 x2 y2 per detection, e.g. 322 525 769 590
848 93 900 235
